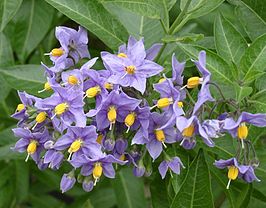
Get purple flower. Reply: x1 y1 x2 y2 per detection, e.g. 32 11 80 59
12 91 40 127
83 69 109 107
132 112 177 160
82 178 94 192
176 116 214 149
191 51 214 114
103 137 115 151
60 172 76 193
12 128 49 162
36 86 86 127
238 165 260 183
61 69 84 89
118 36 162 61
223 112 266 138
171 53 185 86
101 37 163 94
113 139 128 158
119 106 150 134
158 157 184 179
201 119 223 138
87 90 141 130
70 154 126 185
214 158 260 189
53 125 101 160
43 150 64 169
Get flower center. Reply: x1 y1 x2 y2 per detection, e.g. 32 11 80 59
117 53 127 58
55 103 69 116
86 86 101 98
36 112 47 123
124 112 136 128
182 125 194 137
187 77 203 88
27 140 38 155
177 101 183 108
68 75 79 85
157 97 173 109
44 82 51 91
93 162 103 180
51 48 64 56
158 78 166 83
68 139 83 153
107 106 117 124
96 134 103 144
228 166 239 180
16 104 25 112
119 154 126 161
154 129 165 142
237 123 248 140
125 65 136 74
104 82 113 90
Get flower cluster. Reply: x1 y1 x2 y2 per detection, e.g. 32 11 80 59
11 26 266 193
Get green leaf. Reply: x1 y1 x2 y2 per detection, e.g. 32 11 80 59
0 33 14 67
45 0 128 50
214 14 247 65
249 90 266 112
242 0 266 22
103 3 165 48
182 0 225 20
0 33 13 101
234 84 252 103
0 0 23 32
170 149 214 208
0 65 46 94
15 161 29 202
111 168 147 208
11 0 54 63
100 0 161 19
162 33 204 43
235 1 266 41
240 34 266 83
150 173 170 208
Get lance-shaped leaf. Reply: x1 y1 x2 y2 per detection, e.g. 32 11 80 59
111 168 147 208
214 14 247 65
170 149 214 208
240 34 266 83
45 0 128 50
0 0 23 32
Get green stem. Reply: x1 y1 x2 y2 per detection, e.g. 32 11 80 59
185 89 195 105
168 0 192 34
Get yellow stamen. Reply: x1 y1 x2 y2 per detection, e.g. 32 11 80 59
16 104 25 112
54 103 69 116
154 129 165 142
187 77 203 88
119 154 126 161
227 166 239 189
86 86 101 98
68 139 83 154
51 48 64 56
237 123 248 140
157 98 173 109
125 65 136 74
182 125 194 137
158 78 166 83
26 140 38 162
93 162 103 185
38 82 52 93
68 75 79 85
177 102 183 108
117 53 127 58
36 112 47 124
124 112 136 128
96 134 103 144
27 140 38 155
104 82 113 90
107 106 117 124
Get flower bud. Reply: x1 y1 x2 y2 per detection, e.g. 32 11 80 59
103 138 115 151
60 172 76 193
